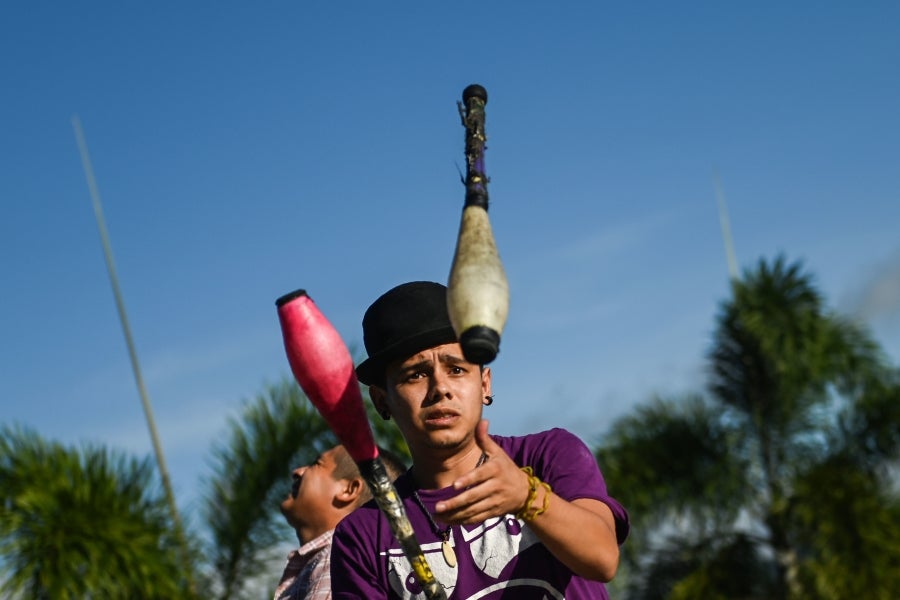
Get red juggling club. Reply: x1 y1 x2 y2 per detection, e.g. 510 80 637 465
275 289 448 600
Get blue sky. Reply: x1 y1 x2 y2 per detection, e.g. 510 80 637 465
2 3 899 517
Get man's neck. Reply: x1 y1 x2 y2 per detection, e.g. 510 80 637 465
296 519 339 547
410 444 486 490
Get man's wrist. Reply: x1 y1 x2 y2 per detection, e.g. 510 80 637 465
516 466 552 521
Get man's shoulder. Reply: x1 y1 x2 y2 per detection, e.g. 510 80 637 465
493 427 585 455
336 497 384 532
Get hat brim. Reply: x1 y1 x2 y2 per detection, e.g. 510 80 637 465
355 325 458 386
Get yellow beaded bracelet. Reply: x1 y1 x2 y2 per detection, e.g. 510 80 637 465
516 466 552 521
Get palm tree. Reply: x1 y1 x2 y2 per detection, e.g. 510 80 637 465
597 256 900 599
0 425 196 599
0 376 408 600
200 376 409 599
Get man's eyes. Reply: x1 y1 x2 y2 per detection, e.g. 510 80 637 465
405 366 465 381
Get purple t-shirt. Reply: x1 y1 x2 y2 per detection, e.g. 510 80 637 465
332 428 629 599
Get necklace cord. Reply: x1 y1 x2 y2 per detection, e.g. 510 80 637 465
411 490 451 541
410 451 487 540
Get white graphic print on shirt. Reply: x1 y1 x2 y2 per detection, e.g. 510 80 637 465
383 515 541 599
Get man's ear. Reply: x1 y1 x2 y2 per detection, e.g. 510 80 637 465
335 477 365 506
481 366 492 397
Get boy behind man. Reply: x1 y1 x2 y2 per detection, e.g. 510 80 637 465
276 444 406 600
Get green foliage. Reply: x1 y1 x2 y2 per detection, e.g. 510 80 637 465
0 371 410 600
839 375 900 465
789 454 900 599
0 425 195 599
598 255 900 599
625 532 777 600
599 395 750 552
200 376 409 599
201 379 331 599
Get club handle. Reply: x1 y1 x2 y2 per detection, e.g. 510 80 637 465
358 459 448 600
460 84 489 210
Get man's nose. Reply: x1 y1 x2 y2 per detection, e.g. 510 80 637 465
430 370 451 400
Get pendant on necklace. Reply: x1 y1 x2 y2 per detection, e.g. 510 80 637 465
441 537 457 568
411 489 458 568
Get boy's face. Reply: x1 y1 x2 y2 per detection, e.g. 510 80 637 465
374 342 491 457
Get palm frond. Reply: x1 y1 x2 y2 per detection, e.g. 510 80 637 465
0 425 192 599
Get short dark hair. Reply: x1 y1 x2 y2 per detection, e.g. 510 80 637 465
332 445 408 505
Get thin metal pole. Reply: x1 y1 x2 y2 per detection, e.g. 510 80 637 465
712 167 739 281
71 115 195 592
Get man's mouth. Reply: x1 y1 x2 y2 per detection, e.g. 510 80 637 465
424 409 460 426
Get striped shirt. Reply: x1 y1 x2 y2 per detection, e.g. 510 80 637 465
274 530 334 600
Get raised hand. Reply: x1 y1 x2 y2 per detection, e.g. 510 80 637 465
434 419 531 525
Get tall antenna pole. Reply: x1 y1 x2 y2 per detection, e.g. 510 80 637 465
712 167 739 280
71 116 194 591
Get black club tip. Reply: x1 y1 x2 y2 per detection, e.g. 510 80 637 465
462 84 488 105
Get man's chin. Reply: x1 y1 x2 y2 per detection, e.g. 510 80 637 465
279 499 293 517
425 432 469 451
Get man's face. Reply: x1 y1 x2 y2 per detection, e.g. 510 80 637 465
377 342 491 455
279 445 345 531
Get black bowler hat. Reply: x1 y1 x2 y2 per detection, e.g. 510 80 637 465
355 281 458 386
